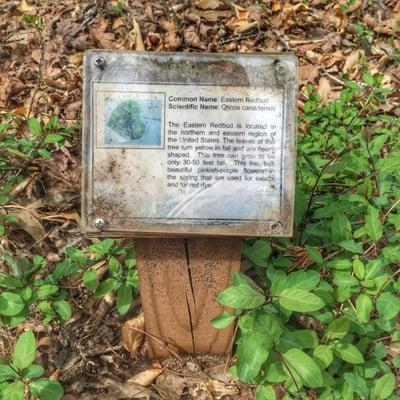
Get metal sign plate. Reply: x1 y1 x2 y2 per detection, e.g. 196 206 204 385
82 50 297 237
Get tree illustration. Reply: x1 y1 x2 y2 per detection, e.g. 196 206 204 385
107 100 146 140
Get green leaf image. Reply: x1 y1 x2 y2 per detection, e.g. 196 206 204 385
107 100 146 140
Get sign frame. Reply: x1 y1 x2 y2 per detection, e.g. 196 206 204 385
82 50 297 238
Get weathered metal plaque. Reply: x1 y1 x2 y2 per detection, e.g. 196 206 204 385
82 50 297 237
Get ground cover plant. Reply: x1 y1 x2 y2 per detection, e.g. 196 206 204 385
213 76 400 399
0 0 399 399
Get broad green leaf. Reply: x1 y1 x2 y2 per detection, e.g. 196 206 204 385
286 270 320 291
375 373 396 399
28 118 41 136
333 271 359 287
44 133 64 144
218 284 264 310
293 330 318 349
95 278 118 297
338 240 363 254
364 259 383 279
255 384 276 400
376 292 400 320
236 333 270 383
334 343 364 364
283 348 323 388
331 213 351 243
278 289 324 312
0 293 25 316
211 311 236 329
304 245 323 265
37 284 59 300
313 345 333 369
12 330 36 370
29 378 64 400
53 300 72 320
355 293 373 323
243 240 271 267
83 269 97 291
2 380 24 400
116 284 132 315
362 72 375 86
22 364 45 379
0 365 18 382
352 256 365 279
344 372 369 398
326 317 350 339
365 205 382 242
382 245 400 262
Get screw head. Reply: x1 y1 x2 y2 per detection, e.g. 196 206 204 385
94 218 106 230
94 56 105 69
271 222 282 233
275 62 287 76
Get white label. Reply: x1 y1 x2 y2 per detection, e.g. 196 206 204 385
94 83 285 221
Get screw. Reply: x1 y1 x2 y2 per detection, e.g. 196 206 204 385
94 218 106 230
275 62 287 76
94 56 105 69
271 222 281 233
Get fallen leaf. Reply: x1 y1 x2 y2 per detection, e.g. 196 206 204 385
0 72 25 108
133 18 145 51
13 210 46 243
122 312 145 356
317 76 331 104
194 0 220 10
298 63 319 86
127 368 163 386
343 49 364 78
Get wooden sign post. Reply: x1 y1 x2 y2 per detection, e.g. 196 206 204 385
82 51 297 358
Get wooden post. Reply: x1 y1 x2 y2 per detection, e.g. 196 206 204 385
135 237 242 358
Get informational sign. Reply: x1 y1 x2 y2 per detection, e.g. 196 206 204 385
82 51 297 237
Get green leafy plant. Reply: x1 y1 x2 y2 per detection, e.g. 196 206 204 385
83 239 139 315
0 113 75 237
0 330 63 400
213 77 400 399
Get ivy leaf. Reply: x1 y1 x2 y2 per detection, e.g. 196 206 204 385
376 292 400 320
374 373 395 399
211 311 236 329
365 205 382 242
218 285 265 310
355 293 373 323
334 343 365 364
283 348 323 388
12 330 36 370
278 289 324 312
243 240 271 267
29 378 64 400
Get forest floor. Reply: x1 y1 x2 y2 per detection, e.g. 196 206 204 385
0 0 399 399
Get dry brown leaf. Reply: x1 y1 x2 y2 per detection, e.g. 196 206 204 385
101 377 154 399
0 72 25 108
194 0 220 10
317 76 331 104
127 368 163 386
133 18 145 51
13 210 46 243
122 312 145 356
343 50 364 78
298 63 319 86
89 28 115 49
17 0 35 13
208 379 239 397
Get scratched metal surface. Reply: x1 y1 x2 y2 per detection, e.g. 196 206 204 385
82 50 297 237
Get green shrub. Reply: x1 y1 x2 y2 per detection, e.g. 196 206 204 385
213 76 400 399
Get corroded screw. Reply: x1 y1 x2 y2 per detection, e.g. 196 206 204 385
275 62 287 75
94 56 105 69
271 222 282 233
94 218 106 230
